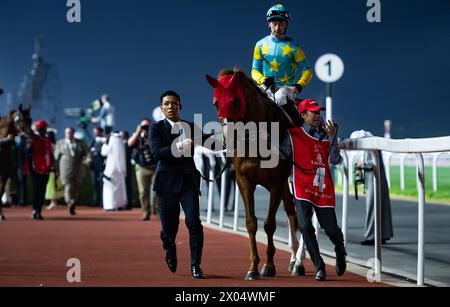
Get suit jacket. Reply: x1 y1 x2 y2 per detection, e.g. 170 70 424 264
150 119 211 195
54 139 90 185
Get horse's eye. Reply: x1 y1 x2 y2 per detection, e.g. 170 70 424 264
230 97 241 113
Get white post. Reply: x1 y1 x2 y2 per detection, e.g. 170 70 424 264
383 152 392 189
432 153 439 193
341 151 349 249
219 154 227 228
400 154 407 191
416 153 425 286
206 154 215 225
233 182 240 231
369 150 382 277
326 96 333 122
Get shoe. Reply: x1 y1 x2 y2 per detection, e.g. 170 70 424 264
191 265 207 279
32 211 44 220
315 269 326 281
69 206 76 216
360 239 387 246
46 203 57 210
336 254 347 277
165 246 177 273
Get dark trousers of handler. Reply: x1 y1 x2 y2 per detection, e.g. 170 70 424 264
296 200 346 272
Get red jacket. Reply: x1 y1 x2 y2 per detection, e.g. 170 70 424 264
288 127 336 208
32 134 53 175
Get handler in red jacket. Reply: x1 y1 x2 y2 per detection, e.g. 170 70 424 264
281 98 347 281
29 120 54 220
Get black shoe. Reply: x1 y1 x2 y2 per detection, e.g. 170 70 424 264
32 210 43 220
165 247 177 273
336 254 347 277
315 269 326 281
69 206 76 216
191 265 207 279
361 239 387 246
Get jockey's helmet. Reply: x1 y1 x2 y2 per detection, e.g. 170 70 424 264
266 4 291 23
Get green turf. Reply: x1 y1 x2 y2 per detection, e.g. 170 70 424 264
335 166 450 203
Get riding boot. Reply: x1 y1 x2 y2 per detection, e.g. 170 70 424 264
282 101 303 127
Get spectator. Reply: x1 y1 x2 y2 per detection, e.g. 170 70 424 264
45 129 63 210
54 128 91 216
102 133 127 211
90 127 107 207
91 94 115 136
120 130 133 210
351 130 394 246
129 119 158 220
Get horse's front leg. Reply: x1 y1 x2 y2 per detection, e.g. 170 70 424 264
238 177 260 280
260 185 284 278
0 175 6 221
282 183 305 275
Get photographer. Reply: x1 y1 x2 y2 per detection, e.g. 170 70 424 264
128 119 158 221
90 127 107 207
351 130 394 246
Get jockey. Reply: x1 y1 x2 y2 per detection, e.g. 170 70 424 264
252 4 313 125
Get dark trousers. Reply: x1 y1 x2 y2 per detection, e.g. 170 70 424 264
125 169 132 209
157 174 204 266
16 170 28 206
296 200 346 272
32 173 49 212
92 170 103 206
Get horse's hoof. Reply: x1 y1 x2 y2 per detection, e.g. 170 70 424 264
0 215 5 221
244 271 260 281
261 265 277 278
291 264 306 276
288 261 295 273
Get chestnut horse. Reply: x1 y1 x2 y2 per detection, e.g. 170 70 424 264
206 70 304 280
0 105 32 221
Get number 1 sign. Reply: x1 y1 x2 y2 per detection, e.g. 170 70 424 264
315 54 345 84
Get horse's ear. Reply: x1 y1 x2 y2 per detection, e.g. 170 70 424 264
229 72 239 87
206 74 220 88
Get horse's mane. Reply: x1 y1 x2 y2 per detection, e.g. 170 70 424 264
218 69 274 104
217 69 289 125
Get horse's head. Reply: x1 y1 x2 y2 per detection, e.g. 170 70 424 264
15 104 33 136
206 72 247 122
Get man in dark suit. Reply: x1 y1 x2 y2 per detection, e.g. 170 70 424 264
150 90 208 279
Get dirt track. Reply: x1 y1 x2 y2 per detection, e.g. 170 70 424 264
0 207 388 287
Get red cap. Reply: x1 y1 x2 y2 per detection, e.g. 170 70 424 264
297 98 325 113
35 120 48 129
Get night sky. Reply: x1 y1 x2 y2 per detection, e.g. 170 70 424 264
1 0 449 139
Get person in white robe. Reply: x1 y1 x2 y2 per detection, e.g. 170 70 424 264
101 133 127 211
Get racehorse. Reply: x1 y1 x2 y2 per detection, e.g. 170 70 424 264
0 105 32 221
206 70 305 280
